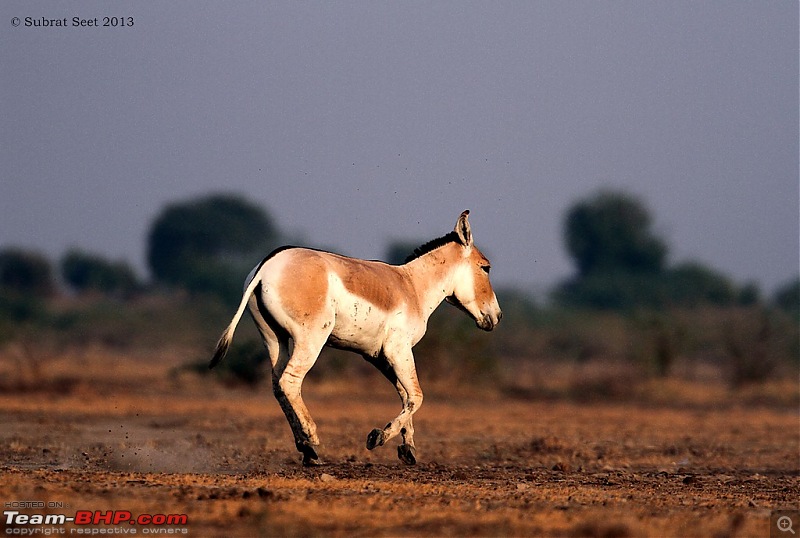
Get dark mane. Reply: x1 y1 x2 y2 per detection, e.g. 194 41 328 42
404 231 461 263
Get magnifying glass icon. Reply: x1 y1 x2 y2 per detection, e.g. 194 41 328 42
778 516 796 534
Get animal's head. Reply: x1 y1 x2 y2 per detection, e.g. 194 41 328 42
446 210 503 331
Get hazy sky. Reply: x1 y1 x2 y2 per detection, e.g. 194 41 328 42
2 2 797 296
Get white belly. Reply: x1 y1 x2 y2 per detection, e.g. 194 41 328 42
326 274 411 357
326 294 386 356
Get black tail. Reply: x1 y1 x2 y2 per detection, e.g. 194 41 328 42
208 327 233 369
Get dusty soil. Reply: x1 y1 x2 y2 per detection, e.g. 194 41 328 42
0 348 797 537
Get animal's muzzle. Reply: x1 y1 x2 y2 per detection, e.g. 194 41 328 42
477 310 502 331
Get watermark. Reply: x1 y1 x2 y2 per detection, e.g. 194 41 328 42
10 16 135 29
772 511 800 538
3 506 188 535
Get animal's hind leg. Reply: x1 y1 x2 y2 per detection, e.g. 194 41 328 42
249 294 325 465
273 338 326 466
365 348 422 465
248 295 283 365
364 353 417 465
248 296 308 459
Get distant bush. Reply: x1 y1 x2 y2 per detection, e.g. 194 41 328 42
554 272 663 310
554 263 756 311
0 249 53 340
0 248 54 297
663 263 738 307
773 277 799 315
723 310 780 387
61 249 140 298
0 294 47 346
412 305 501 384
184 339 268 387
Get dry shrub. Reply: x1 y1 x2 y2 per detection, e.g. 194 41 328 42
566 362 644 402
724 310 779 387
0 340 79 394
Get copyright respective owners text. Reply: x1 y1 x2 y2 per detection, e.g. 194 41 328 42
773 510 800 538
10 16 135 29
3 503 189 535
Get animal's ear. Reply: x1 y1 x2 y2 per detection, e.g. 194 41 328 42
454 210 472 247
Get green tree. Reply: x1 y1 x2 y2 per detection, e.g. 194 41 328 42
146 193 280 301
564 190 667 277
0 248 53 329
61 249 140 297
0 248 54 297
664 262 737 307
556 190 669 309
556 190 749 310
773 277 800 314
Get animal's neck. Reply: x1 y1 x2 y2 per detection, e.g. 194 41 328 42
403 243 461 323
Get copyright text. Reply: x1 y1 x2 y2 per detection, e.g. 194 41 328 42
11 17 134 28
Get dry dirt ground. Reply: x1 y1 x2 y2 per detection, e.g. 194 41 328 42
0 348 798 537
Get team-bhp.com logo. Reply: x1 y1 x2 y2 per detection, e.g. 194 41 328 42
4 510 188 534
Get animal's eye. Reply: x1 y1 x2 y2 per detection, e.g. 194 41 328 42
481 265 491 274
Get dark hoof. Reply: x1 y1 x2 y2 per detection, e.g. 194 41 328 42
366 428 386 450
302 454 323 467
397 444 417 465
297 442 321 466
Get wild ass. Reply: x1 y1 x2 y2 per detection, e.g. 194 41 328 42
210 210 502 465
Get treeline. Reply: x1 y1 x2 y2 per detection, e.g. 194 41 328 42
1 190 796 313
0 191 797 391
0 194 280 305
554 190 780 310
0 248 141 299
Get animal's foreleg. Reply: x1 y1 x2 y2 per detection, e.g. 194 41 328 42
397 418 417 465
365 349 422 464
364 353 418 464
